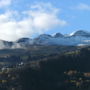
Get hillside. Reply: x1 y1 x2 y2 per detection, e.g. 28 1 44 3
0 46 89 90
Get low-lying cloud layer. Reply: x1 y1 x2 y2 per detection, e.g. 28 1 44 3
0 2 67 41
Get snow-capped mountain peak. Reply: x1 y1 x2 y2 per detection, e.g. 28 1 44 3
70 30 90 37
0 30 90 49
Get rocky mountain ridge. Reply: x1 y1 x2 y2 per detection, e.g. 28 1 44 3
0 30 90 49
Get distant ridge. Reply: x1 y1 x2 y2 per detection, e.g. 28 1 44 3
0 30 90 49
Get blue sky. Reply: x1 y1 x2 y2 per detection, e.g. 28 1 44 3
0 0 90 41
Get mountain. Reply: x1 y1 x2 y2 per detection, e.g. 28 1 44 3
0 40 13 49
0 30 90 49
54 33 64 38
16 38 34 47
17 38 30 43
70 30 90 37
32 30 90 46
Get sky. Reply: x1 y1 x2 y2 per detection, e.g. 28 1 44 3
0 0 90 41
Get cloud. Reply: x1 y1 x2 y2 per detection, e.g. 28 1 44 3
0 2 67 41
0 0 12 8
73 3 90 10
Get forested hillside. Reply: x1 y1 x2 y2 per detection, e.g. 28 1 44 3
0 46 90 90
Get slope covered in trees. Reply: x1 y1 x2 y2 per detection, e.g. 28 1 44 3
0 46 90 90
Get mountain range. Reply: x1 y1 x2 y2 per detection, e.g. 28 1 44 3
1 30 90 49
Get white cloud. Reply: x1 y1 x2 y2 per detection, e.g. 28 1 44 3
0 3 67 41
73 3 90 10
0 0 12 8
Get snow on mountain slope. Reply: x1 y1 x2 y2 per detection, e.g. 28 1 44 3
34 36 90 45
16 38 34 46
0 30 90 49
0 40 13 49
70 30 90 37
33 30 90 46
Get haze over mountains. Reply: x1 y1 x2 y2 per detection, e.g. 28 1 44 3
0 30 90 49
